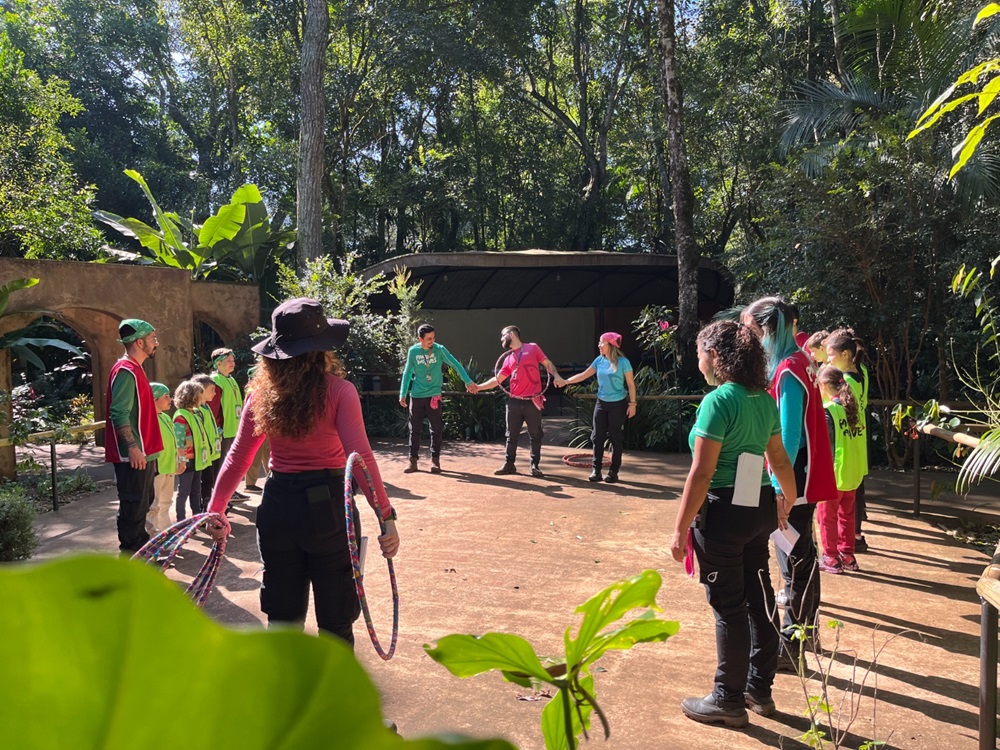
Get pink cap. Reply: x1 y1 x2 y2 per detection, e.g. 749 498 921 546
599 332 622 347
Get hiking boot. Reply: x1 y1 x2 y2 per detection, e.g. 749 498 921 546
854 535 869 552
840 554 861 572
404 458 418 473
494 462 517 476
744 690 776 717
588 470 603 482
819 554 843 574
530 464 544 478
680 694 749 728
604 473 619 484
430 457 442 474
776 650 799 674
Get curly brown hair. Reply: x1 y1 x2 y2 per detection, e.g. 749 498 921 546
818 365 860 428
697 321 770 391
248 351 345 440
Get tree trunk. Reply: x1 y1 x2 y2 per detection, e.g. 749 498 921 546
297 0 330 264
656 0 699 374
0 350 14 479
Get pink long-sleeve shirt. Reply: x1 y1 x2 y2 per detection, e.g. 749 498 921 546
208 374 392 519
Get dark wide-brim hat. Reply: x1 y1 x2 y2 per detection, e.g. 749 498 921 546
252 297 349 360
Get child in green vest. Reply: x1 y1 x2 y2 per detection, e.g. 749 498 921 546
173 381 211 521
192 373 223 502
816 365 866 574
145 383 183 534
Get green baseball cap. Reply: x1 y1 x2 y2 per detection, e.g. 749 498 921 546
150 382 170 399
118 319 155 345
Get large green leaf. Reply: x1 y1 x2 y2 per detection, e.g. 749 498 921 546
199 202 247 249
580 612 680 668
0 556 514 750
0 277 39 318
124 169 188 254
425 632 553 684
539 678 594 750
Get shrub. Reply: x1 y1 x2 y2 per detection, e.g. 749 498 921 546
0 485 38 561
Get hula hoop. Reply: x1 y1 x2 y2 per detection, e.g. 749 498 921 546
133 512 227 608
562 453 612 469
345 452 399 660
494 351 552 400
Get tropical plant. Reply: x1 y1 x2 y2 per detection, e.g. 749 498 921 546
441 359 503 441
0 555 515 750
0 279 82 375
425 570 679 750
0 484 36 561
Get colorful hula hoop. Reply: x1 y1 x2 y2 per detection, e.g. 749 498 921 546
493 351 552 400
561 453 612 469
345 452 399 660
132 513 227 608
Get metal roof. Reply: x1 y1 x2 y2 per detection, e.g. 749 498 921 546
363 250 735 311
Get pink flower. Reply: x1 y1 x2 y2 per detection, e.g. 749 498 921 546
658 321 671 331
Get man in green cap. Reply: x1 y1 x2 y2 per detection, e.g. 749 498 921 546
104 319 164 552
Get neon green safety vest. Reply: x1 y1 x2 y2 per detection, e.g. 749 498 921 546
174 409 211 471
825 401 866 491
156 412 179 475
212 373 244 439
199 404 222 460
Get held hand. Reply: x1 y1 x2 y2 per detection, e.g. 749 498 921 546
466 382 479 394
776 493 791 531
627 403 637 418
670 531 686 563
378 519 400 559
208 515 231 543
128 445 146 470
399 398 407 408
554 376 567 388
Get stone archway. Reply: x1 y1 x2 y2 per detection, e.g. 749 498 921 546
0 259 260 476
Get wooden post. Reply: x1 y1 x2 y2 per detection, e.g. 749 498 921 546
0 349 14 479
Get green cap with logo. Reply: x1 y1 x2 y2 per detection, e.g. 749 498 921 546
118 319 155 345
150 382 170 399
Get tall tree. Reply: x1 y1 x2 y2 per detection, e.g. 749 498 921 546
655 0 698 368
297 0 330 262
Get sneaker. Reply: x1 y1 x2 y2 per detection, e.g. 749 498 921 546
744 690 776 717
775 589 788 607
588 470 603 482
494 463 517 476
604 473 619 484
430 458 442 474
819 554 843 574
530 464 544 478
854 535 869 553
232 491 249 500
840 554 861 572
243 485 262 493
404 458 418 473
680 694 749 728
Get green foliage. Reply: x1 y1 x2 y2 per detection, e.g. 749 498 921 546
631 306 676 374
425 570 679 750
0 555 515 750
0 485 37 561
0 29 105 260
442 360 503 441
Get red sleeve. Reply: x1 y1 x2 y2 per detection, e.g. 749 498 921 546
332 381 393 520
207 387 223 423
208 394 265 514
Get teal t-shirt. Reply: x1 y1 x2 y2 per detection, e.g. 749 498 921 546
399 343 473 399
590 355 633 402
688 382 781 489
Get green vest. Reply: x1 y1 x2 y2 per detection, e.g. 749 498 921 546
826 401 866 491
175 409 211 471
199 405 222 460
156 412 179 475
212 373 244 439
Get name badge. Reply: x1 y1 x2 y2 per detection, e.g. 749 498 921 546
201 447 209 465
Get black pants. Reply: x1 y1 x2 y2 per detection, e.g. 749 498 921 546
693 486 780 705
113 460 156 552
408 397 443 459
505 398 543 466
592 398 627 474
200 460 217 505
256 469 361 646
775 448 821 645
854 479 867 534
176 464 203 520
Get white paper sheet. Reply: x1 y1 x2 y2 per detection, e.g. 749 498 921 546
732 452 765 507
770 526 800 556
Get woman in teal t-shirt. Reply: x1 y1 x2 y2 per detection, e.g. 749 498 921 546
669 320 798 729
558 332 637 483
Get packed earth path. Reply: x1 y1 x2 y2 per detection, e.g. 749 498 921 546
33 439 995 750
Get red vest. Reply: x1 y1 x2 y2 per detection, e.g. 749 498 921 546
770 351 838 503
104 358 164 462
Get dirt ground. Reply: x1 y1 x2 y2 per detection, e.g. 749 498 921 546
32 438 996 750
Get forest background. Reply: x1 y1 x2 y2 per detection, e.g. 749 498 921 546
2 0 1000 463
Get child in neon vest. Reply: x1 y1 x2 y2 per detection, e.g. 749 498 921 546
145 383 183 534
816 365 867 573
173 381 212 520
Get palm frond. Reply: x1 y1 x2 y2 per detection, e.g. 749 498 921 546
958 427 1000 493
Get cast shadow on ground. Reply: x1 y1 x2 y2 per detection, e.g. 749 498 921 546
852 568 980 605
865 547 987 576
444 470 574 500
821 604 978 657
739 711 899 750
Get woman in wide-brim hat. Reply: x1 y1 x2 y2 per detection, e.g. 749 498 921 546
207 297 399 645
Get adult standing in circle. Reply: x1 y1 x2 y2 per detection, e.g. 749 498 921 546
742 297 836 669
105 319 164 552
207 298 399 645
670 321 798 727
399 323 478 474
556 332 637 483
475 325 563 478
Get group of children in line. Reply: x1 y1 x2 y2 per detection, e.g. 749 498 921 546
802 326 870 575
143 348 256 538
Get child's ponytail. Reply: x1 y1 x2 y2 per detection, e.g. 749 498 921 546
818 365 859 428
